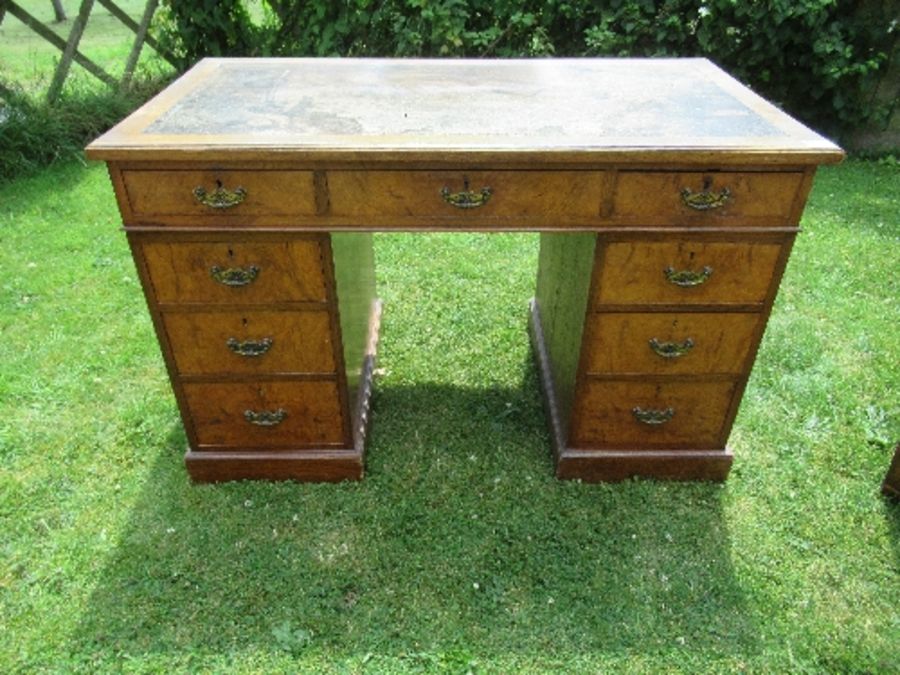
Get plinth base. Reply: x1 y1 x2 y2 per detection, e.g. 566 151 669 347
185 448 364 483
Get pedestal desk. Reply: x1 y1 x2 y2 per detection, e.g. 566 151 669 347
86 58 843 483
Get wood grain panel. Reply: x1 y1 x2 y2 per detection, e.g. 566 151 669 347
583 312 760 375
611 171 803 225
122 169 317 219
593 240 783 307
571 379 736 449
183 380 346 447
142 239 326 304
162 310 335 376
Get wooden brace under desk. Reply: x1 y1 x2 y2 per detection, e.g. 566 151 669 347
86 58 843 483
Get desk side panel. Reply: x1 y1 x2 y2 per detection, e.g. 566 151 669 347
534 233 597 441
330 234 378 417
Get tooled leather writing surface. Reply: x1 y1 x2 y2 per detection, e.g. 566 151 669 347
146 59 782 140
87 57 843 162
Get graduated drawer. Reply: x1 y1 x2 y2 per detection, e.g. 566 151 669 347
325 170 607 225
610 171 803 225
570 380 736 449
141 239 327 304
183 380 345 447
583 312 760 375
593 240 783 307
163 310 335 376
120 170 317 222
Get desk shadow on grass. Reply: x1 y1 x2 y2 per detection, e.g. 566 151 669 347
74 368 758 663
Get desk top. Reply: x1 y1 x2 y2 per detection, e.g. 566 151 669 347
87 58 843 165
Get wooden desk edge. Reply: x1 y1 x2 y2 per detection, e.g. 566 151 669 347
84 146 845 166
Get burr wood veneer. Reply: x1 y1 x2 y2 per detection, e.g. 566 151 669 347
87 58 842 482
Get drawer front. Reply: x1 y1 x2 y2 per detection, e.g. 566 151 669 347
325 171 607 225
611 171 802 225
142 240 327 304
593 240 783 307
183 381 345 447
121 170 317 220
583 312 760 375
571 380 736 448
163 310 335 376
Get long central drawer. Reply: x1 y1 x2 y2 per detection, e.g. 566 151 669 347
325 170 608 223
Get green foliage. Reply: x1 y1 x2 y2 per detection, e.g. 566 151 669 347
153 0 260 66
154 0 896 140
692 0 893 144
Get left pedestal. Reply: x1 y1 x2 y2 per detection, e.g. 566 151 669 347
126 229 379 483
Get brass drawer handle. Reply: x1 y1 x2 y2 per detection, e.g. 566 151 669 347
210 265 260 287
193 181 247 209
244 408 287 426
664 265 712 287
632 407 675 425
227 337 273 357
649 337 694 358
680 179 731 210
441 178 492 209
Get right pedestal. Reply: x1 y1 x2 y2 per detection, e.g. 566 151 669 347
532 229 795 482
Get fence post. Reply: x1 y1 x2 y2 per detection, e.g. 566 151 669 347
1 0 10 99
6 2 116 93
47 0 96 102
51 0 66 22
121 0 158 88
97 0 178 68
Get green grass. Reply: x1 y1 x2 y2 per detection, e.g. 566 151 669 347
0 158 898 673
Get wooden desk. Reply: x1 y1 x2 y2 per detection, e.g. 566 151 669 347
86 58 843 483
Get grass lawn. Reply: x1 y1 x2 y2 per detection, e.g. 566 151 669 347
0 157 897 672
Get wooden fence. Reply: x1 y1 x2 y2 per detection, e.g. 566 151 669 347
0 0 177 101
